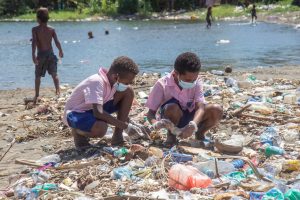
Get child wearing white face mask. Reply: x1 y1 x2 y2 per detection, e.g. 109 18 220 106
146 52 223 147
63 56 145 149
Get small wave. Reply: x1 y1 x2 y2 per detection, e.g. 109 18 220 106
216 39 230 44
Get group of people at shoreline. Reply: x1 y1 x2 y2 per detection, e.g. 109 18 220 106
32 7 223 149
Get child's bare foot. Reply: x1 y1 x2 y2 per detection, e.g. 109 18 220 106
72 129 91 149
111 134 129 147
56 89 60 97
195 132 205 140
163 132 177 148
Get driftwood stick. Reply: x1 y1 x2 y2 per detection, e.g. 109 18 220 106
0 138 16 162
232 104 252 117
241 113 276 122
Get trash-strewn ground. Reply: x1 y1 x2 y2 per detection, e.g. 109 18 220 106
0 65 299 199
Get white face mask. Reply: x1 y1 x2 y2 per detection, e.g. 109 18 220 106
114 82 128 92
178 76 197 89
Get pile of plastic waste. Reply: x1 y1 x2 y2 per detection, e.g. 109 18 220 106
0 70 299 200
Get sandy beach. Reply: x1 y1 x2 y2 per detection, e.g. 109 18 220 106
0 65 299 189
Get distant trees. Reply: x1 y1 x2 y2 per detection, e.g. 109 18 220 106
0 0 299 17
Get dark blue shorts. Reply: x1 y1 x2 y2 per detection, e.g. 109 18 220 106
67 100 118 132
160 98 195 128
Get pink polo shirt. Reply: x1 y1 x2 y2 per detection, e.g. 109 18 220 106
146 72 205 113
63 68 116 125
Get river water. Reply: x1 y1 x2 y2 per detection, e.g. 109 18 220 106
0 20 299 89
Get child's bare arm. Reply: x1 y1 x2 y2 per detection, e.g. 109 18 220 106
92 104 128 130
53 29 63 58
31 28 38 65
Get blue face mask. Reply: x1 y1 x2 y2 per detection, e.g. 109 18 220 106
178 77 196 89
114 82 128 92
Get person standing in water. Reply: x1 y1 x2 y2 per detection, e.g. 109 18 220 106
206 7 213 29
251 4 257 24
32 7 64 104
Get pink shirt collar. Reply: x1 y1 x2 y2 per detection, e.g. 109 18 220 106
98 67 112 87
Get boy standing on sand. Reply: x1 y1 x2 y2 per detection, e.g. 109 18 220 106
63 56 147 149
145 52 223 147
32 7 63 103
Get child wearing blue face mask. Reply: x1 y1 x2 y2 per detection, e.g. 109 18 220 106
63 56 146 149
146 52 223 147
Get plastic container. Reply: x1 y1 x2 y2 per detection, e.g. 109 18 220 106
32 170 51 183
284 189 300 200
250 104 273 115
260 126 281 146
231 159 245 169
113 147 128 158
265 146 285 157
112 166 132 180
195 166 215 179
249 191 265 200
14 185 30 199
103 146 115 155
193 160 235 175
37 154 61 164
211 70 224 76
296 87 300 105
262 188 284 200
165 152 193 163
168 164 212 190
282 160 300 172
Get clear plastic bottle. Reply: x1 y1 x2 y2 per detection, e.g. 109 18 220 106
38 154 61 164
296 87 300 105
168 164 212 190
211 70 224 76
113 147 128 158
193 160 235 175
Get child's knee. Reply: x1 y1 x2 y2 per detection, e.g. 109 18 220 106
90 121 108 138
163 103 183 118
207 104 223 119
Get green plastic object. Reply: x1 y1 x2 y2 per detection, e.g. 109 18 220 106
265 146 284 157
262 188 284 200
42 183 57 190
225 171 246 182
284 189 300 200
248 74 257 81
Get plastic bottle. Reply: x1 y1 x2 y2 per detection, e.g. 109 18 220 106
249 192 265 200
284 189 300 200
250 103 273 115
262 188 284 200
265 146 285 157
32 170 51 183
260 126 281 146
211 70 224 76
193 160 235 175
168 164 212 190
296 87 300 105
103 146 115 155
165 152 193 163
282 160 300 172
231 159 245 169
14 185 30 199
113 147 128 158
197 166 215 179
112 166 132 180
38 154 61 164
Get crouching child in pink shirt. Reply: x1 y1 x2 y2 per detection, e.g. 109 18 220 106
146 52 223 147
63 56 145 149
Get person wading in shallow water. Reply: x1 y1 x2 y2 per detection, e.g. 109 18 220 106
251 4 257 24
206 7 213 29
